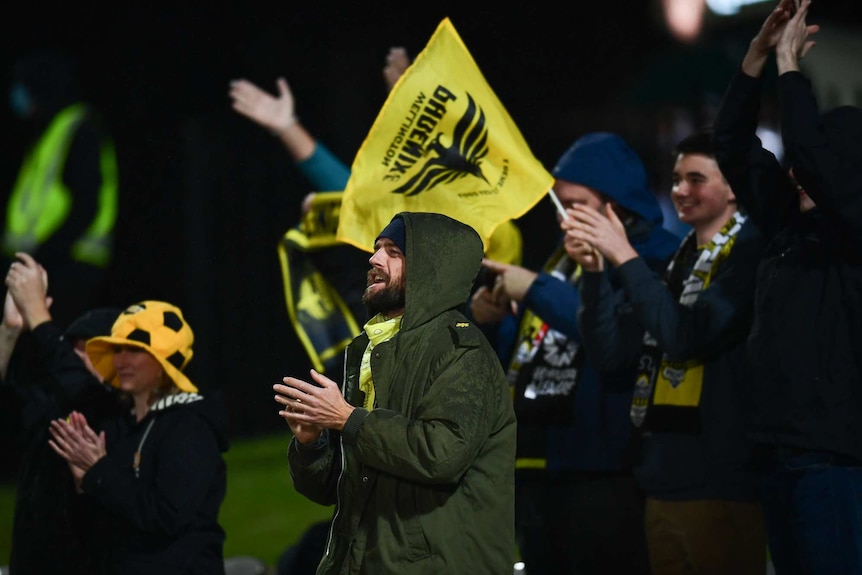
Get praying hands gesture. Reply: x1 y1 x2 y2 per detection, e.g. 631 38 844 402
49 411 107 492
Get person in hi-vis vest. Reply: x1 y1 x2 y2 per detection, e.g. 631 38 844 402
4 49 118 328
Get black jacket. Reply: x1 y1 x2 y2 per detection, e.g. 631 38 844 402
578 214 766 500
3 322 124 575
714 68 862 463
81 390 230 574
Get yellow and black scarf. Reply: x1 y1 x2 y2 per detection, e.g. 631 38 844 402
507 245 584 430
630 210 747 433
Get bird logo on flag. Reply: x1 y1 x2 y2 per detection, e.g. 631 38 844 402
391 93 489 196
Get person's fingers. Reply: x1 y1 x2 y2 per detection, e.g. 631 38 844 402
228 81 247 98
606 204 624 229
309 369 336 388
80 424 101 444
48 425 72 451
274 394 288 408
273 384 294 403
15 252 37 268
481 258 508 274
491 279 507 302
67 411 83 428
569 204 601 225
276 77 291 98
471 285 489 300
565 228 582 241
48 439 67 459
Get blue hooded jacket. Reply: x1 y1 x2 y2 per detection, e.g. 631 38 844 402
496 133 680 472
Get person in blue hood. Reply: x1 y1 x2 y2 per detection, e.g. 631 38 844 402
472 132 679 575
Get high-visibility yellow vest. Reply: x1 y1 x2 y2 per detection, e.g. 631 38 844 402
3 103 118 267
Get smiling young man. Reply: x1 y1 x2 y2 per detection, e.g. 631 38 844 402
670 136 738 246
274 212 517 575
563 131 769 575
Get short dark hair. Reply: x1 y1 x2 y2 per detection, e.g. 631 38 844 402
673 129 716 160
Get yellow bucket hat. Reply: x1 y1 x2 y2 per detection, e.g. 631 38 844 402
85 300 197 393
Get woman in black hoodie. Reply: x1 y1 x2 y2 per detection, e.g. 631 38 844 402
49 300 230 575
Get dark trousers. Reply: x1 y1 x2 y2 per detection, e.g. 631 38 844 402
760 448 862 575
644 498 765 575
515 469 651 575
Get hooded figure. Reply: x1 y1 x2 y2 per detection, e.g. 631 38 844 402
713 21 862 572
286 212 517 575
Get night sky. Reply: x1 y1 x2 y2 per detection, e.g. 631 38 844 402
1 1 859 436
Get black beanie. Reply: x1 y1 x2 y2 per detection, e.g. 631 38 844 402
64 307 122 341
376 216 406 254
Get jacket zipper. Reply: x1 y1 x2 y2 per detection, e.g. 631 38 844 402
323 348 351 557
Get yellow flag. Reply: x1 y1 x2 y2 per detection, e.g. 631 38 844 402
337 17 553 253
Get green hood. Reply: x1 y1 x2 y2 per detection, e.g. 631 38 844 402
393 212 483 332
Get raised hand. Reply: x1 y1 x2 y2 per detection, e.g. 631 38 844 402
382 47 411 92
777 0 820 73
564 204 638 268
742 0 794 76
753 0 795 53
229 77 297 134
2 291 23 331
5 252 51 330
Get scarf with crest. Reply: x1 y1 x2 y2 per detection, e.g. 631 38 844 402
630 210 747 433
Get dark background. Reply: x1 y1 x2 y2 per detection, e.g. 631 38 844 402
1 1 859 439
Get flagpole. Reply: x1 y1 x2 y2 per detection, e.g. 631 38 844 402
547 188 570 221
548 186 599 259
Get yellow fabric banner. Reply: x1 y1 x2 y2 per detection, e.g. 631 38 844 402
278 192 361 375
337 17 553 253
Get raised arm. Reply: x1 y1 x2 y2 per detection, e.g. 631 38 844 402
774 0 862 244
742 0 795 79
229 77 316 161
625 246 759 359
713 1 797 236
1 253 51 380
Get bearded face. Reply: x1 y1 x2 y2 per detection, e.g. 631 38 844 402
362 267 406 318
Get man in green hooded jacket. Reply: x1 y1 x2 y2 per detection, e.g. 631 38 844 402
274 211 517 575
